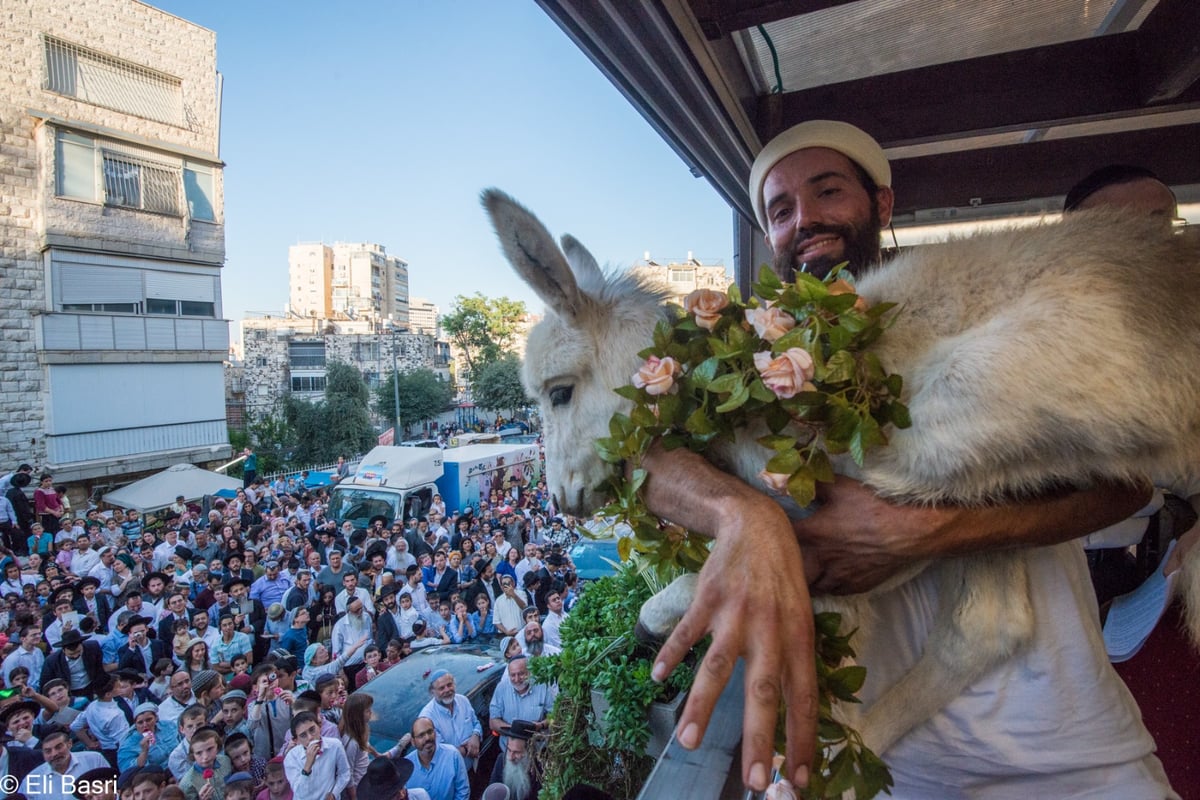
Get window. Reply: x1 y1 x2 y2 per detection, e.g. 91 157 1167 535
43 35 183 126
54 130 218 221
54 255 218 319
147 299 216 316
291 376 326 392
288 342 326 369
669 268 695 283
184 162 215 222
102 151 180 215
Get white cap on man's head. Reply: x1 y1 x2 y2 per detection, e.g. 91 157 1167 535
749 120 891 231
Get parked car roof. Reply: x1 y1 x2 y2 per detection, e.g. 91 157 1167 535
357 641 506 753
569 537 622 582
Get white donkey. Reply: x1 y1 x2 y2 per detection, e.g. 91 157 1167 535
481 188 1200 756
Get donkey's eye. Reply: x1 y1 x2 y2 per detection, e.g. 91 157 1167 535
548 385 574 408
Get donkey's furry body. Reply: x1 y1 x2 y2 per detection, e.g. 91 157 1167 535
483 189 1200 756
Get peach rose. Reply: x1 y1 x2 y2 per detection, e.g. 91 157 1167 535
758 469 791 494
683 288 729 331
745 303 796 343
753 348 816 399
632 355 682 396
828 278 869 312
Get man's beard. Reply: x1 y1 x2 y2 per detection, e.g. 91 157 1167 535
525 639 543 657
772 205 883 281
503 756 533 800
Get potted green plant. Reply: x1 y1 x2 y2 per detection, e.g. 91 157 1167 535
529 556 702 799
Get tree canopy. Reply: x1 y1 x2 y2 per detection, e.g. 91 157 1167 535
471 353 531 417
441 293 528 373
284 361 375 464
374 368 454 436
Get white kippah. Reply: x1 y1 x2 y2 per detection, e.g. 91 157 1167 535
748 120 891 231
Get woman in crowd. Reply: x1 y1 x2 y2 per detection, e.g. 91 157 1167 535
307 587 338 644
182 639 211 674
495 546 521 583
338 693 373 800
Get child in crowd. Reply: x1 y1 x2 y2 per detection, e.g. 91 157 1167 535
230 654 251 681
224 773 256 800
167 704 209 779
178 727 233 800
172 619 193 660
220 690 250 738
255 759 293 800
225 731 267 789
353 646 385 689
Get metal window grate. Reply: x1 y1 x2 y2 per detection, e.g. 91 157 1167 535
43 35 183 126
101 149 181 215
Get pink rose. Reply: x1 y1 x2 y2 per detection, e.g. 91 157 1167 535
683 288 729 331
745 303 796 343
632 356 682 396
754 348 816 399
758 469 791 494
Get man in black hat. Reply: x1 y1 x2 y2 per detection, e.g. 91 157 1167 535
73 575 111 630
139 572 169 619
358 748 428 800
496 719 540 800
1 698 43 749
39 629 105 698
116 614 169 676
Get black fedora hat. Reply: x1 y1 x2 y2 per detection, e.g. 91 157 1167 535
58 629 91 648
0 699 40 725
119 614 153 634
357 753 414 796
141 572 169 588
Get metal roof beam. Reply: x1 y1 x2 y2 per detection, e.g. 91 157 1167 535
762 33 1200 147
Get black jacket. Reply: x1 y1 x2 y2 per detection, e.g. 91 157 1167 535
116 637 172 675
39 641 105 695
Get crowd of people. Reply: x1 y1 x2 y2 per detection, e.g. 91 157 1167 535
0 455 592 800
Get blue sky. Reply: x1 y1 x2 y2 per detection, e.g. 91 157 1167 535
148 1 735 336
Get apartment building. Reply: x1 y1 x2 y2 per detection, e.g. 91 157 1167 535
0 0 231 488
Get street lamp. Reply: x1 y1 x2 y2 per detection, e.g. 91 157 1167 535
388 324 401 441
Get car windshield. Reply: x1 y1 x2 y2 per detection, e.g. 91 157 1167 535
358 643 505 751
325 488 399 529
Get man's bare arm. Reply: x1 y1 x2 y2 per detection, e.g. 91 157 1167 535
637 441 1149 790
795 475 1151 594
639 443 816 792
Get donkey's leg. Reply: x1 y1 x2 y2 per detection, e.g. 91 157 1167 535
860 553 1034 755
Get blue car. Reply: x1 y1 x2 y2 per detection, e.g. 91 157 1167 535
356 642 506 755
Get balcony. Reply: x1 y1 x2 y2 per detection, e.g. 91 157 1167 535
37 311 228 358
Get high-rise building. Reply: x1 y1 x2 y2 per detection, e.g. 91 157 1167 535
1 1 231 488
408 297 439 336
288 241 409 327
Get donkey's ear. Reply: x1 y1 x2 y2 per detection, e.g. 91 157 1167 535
481 189 592 321
560 234 605 294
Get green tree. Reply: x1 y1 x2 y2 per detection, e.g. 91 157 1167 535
243 411 291 473
375 368 454 437
284 362 374 464
441 294 527 373
471 353 531 417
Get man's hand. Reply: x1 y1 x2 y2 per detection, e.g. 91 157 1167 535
652 513 815 792
639 443 817 793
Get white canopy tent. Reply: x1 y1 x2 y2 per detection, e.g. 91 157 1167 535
102 463 242 512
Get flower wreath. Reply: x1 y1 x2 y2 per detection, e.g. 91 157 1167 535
594 265 907 798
